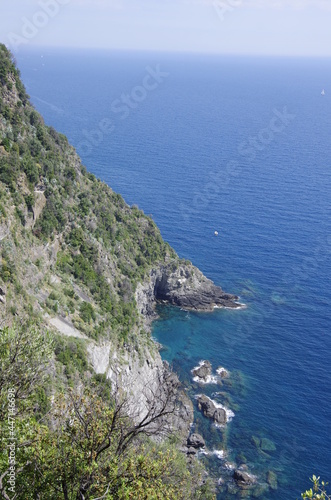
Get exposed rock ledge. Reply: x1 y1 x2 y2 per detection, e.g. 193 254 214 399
135 262 242 328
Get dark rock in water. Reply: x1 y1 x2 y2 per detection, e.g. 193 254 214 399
214 408 227 425
192 360 212 381
197 394 227 424
233 469 256 486
260 438 276 452
267 470 278 490
187 433 205 449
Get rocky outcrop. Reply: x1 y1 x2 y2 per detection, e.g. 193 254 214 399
192 360 212 382
155 263 240 311
197 395 227 424
135 262 241 324
187 433 205 449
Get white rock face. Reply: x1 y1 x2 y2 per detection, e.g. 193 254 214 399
88 342 111 375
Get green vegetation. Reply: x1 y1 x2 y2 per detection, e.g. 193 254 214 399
302 476 330 500
0 42 176 345
0 323 214 499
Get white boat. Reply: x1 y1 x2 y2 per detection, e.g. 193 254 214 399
214 231 219 236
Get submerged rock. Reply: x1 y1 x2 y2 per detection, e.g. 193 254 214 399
251 436 261 448
260 438 276 452
267 470 278 490
252 483 269 497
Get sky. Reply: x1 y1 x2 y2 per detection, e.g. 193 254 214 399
0 0 331 57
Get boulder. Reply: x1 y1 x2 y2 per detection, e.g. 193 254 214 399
187 433 205 448
213 408 227 425
192 360 212 381
197 394 216 419
197 395 227 424
187 447 197 455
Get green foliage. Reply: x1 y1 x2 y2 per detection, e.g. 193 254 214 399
80 301 96 323
24 193 35 210
0 248 16 283
302 476 330 500
0 322 53 419
54 337 89 385
7 390 213 500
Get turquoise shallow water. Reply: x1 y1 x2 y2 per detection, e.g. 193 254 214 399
16 48 331 498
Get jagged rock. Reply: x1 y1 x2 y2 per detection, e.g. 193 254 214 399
187 447 197 455
187 433 205 448
136 263 241 320
267 470 278 490
153 264 241 311
197 395 227 424
192 360 212 381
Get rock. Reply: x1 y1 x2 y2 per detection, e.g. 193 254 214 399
214 408 227 424
251 436 261 448
187 433 205 448
260 438 276 452
267 470 278 490
187 447 197 455
236 453 247 465
192 360 212 381
197 395 227 424
139 263 242 313
216 366 229 378
252 483 269 498
233 469 256 486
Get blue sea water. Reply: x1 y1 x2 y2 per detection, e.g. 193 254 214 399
15 48 331 498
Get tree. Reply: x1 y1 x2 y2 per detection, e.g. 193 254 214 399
16 389 210 499
0 322 53 419
302 476 330 500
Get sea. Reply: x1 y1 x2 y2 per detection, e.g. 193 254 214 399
15 48 331 499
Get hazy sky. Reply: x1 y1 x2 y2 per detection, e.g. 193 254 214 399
1 0 331 57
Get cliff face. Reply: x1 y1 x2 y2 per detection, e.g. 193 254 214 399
0 45 238 441
136 263 240 320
